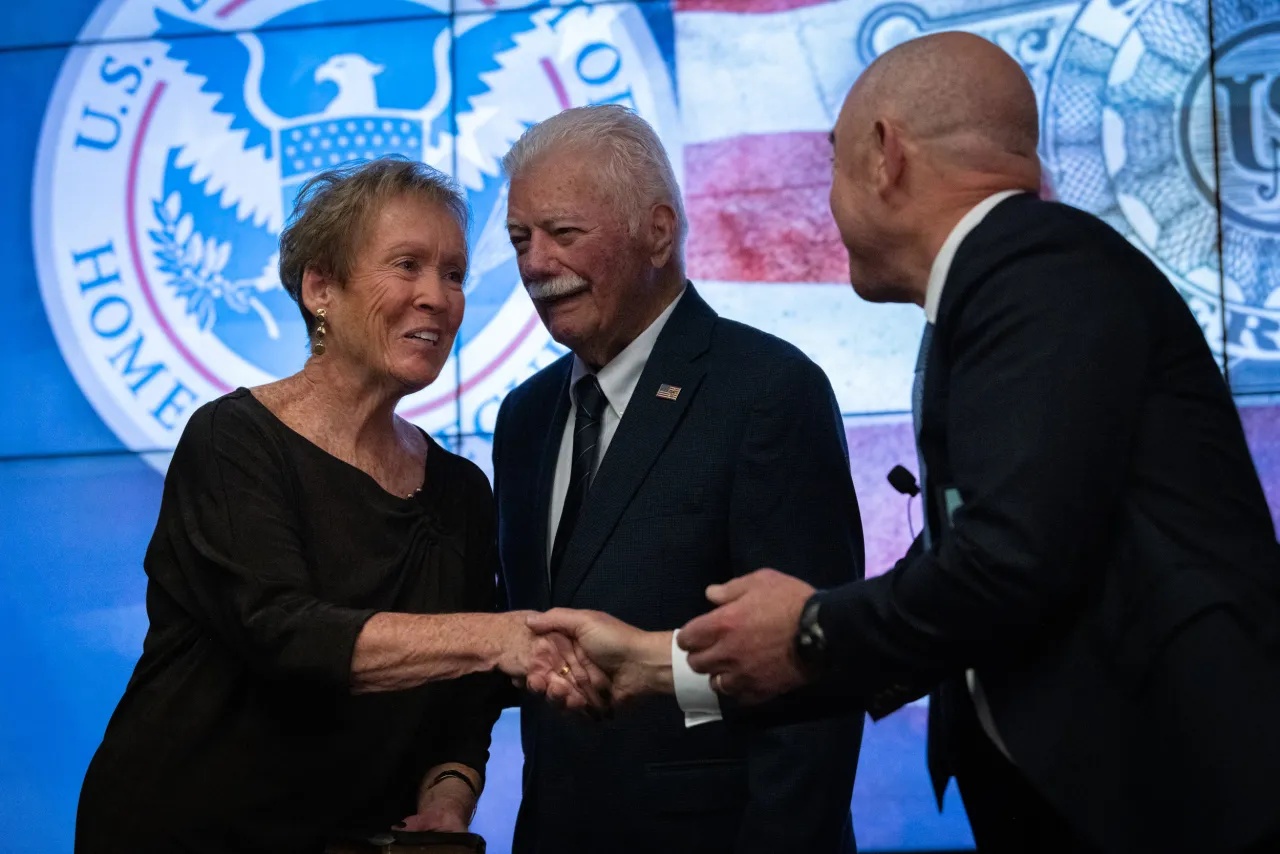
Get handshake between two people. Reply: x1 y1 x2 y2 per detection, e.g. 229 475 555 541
496 568 821 715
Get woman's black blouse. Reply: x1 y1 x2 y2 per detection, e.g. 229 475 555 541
76 388 505 854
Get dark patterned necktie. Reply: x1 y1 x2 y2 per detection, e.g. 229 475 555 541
550 374 607 579
913 322 935 548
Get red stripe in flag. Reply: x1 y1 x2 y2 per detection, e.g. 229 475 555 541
685 131 849 284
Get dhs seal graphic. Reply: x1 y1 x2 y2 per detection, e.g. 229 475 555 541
34 0 679 460
854 0 1280 383
1045 0 1280 378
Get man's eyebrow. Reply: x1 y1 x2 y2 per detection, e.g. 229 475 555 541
507 213 581 230
828 130 836 147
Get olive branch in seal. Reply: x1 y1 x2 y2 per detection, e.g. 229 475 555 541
149 191 277 335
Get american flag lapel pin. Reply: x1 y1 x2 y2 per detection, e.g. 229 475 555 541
656 383 682 401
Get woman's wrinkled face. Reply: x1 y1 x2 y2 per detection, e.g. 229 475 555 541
322 194 467 392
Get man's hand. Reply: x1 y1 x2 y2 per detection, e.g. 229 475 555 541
525 630 613 716
526 609 674 707
678 569 815 704
490 611 608 714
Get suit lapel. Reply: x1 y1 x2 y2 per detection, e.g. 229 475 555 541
552 285 715 604
921 193 1032 544
532 361 573 611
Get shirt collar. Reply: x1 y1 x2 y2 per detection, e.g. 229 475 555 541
570 285 687 417
924 190 1024 324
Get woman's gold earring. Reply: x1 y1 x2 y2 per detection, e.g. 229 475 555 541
312 308 327 356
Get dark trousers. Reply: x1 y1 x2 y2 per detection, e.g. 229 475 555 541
949 692 1098 854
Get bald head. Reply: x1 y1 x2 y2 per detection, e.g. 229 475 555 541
846 32 1040 175
827 33 1042 305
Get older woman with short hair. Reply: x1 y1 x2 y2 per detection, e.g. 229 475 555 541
75 158 585 853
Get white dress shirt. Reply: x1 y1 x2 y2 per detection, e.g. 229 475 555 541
546 287 723 727
923 189 1023 758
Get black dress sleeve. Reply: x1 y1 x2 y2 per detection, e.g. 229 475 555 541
147 397 376 689
414 459 509 783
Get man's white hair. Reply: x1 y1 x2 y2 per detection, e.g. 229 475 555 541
501 104 688 248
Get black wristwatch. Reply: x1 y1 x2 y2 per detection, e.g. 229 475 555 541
793 592 828 672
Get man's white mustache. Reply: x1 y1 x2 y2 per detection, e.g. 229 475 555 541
524 273 589 301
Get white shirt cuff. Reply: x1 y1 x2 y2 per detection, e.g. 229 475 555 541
672 630 723 727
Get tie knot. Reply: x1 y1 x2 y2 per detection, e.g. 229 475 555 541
574 374 607 421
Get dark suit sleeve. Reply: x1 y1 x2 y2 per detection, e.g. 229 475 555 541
725 352 864 854
721 538 924 728
819 245 1154 711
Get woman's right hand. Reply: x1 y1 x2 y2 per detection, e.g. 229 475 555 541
491 610 539 677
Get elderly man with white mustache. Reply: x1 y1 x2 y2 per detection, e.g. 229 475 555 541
490 104 867 854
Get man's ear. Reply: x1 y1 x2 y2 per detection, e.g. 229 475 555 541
875 119 906 198
647 202 677 268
